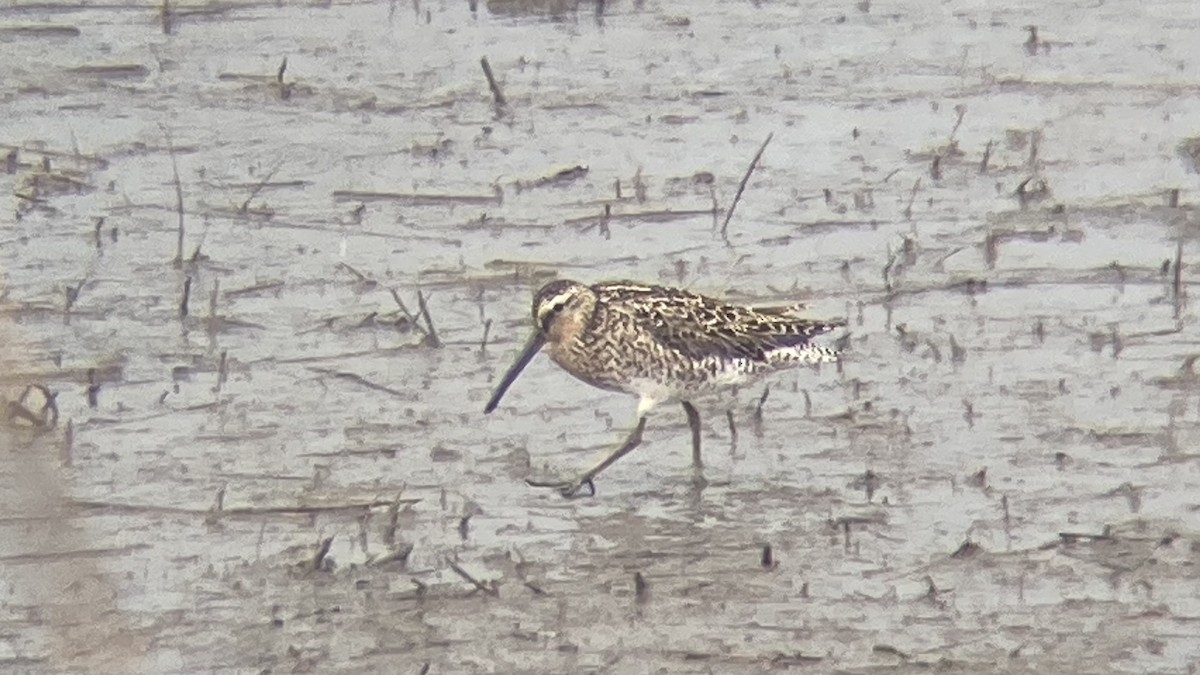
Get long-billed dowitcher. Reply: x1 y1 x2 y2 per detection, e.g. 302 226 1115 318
484 279 844 497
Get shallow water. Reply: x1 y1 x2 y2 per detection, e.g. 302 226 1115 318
1 0 1199 672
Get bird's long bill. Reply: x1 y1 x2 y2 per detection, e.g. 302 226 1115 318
483 331 547 414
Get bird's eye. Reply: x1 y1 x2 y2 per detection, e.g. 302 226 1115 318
539 299 569 332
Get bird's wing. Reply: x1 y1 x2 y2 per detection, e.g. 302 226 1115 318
597 283 842 362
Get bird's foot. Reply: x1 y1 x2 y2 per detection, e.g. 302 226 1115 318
525 474 597 498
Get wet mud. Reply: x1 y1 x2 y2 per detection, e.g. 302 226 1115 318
2 0 1199 673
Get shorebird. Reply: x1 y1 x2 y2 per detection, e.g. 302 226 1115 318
484 279 844 497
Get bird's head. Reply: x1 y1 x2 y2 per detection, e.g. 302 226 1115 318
484 279 594 414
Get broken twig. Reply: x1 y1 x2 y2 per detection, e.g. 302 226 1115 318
447 559 498 596
480 57 506 108
180 276 191 318
159 125 186 266
416 290 442 347
309 536 334 571
720 132 773 239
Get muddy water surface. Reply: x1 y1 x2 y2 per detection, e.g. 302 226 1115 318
2 0 1200 673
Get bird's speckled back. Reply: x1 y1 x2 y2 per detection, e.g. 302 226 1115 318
534 279 843 400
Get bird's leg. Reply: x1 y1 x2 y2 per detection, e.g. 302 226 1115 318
681 401 702 468
526 417 647 498
681 400 708 489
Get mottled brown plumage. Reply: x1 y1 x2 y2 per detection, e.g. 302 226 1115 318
484 279 843 497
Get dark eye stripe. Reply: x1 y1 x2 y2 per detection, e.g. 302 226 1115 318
539 299 568 331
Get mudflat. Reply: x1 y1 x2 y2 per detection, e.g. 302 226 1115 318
1 1 1198 673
